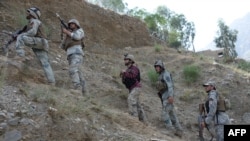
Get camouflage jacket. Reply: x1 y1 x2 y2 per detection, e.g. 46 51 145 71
156 70 174 100
205 90 231 125
61 28 84 56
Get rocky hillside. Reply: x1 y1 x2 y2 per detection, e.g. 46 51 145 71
0 0 250 141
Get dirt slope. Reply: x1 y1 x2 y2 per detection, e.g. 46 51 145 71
0 0 250 141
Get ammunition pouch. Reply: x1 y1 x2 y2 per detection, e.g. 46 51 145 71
156 80 167 92
217 99 226 112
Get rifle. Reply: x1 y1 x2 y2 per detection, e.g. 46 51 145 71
56 13 69 40
198 103 214 141
1 26 27 55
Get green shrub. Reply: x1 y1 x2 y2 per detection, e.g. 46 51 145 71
154 44 162 52
147 69 158 86
237 60 250 72
183 65 201 83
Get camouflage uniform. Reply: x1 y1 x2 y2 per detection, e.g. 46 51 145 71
156 69 182 132
204 90 231 141
60 20 85 93
121 56 147 122
15 8 55 84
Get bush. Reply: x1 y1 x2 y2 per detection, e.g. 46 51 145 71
154 44 162 52
183 65 200 83
147 69 158 86
237 60 250 72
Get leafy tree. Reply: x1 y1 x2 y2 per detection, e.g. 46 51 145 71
214 19 238 62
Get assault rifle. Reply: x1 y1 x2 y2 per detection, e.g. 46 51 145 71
1 26 27 55
198 103 214 141
56 13 69 40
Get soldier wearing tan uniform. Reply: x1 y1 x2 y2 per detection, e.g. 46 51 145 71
15 7 55 85
60 18 86 95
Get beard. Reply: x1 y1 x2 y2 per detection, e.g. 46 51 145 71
26 15 31 19
125 62 130 66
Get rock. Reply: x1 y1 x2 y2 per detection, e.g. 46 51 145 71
7 117 20 126
4 129 22 141
0 112 7 122
242 112 250 123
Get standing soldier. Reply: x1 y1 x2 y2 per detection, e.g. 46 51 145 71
15 7 55 85
201 81 231 141
60 18 86 95
120 54 147 123
154 60 183 137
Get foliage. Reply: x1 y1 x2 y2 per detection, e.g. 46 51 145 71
214 19 238 62
237 60 250 72
17 13 27 28
183 65 200 83
147 69 158 86
88 1 196 51
154 44 162 52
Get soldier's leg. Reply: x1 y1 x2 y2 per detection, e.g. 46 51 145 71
135 88 147 122
128 88 140 117
33 48 55 84
215 125 224 141
67 54 82 89
16 34 28 56
16 35 46 56
169 108 182 130
162 100 174 130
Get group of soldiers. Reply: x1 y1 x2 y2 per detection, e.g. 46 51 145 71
10 6 230 141
10 7 86 95
120 53 231 140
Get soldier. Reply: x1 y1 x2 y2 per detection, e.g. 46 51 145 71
15 7 55 85
201 81 231 141
60 18 86 95
154 60 183 137
120 54 147 123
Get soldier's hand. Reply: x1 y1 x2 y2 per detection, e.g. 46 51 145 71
167 96 174 104
201 121 205 129
120 70 125 77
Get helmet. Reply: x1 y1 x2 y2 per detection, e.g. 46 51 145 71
124 54 135 62
203 81 216 90
27 7 41 19
154 60 165 69
68 19 80 28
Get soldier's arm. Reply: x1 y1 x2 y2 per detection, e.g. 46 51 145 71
71 28 84 40
163 72 174 97
22 19 40 36
205 92 217 125
123 67 138 79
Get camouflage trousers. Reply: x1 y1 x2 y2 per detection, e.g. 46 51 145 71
215 125 224 141
15 35 55 84
162 100 182 131
128 87 147 122
67 54 85 90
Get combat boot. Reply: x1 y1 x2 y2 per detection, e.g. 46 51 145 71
174 129 183 138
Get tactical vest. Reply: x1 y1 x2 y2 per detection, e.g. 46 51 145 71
205 93 227 113
25 21 45 38
64 36 82 50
